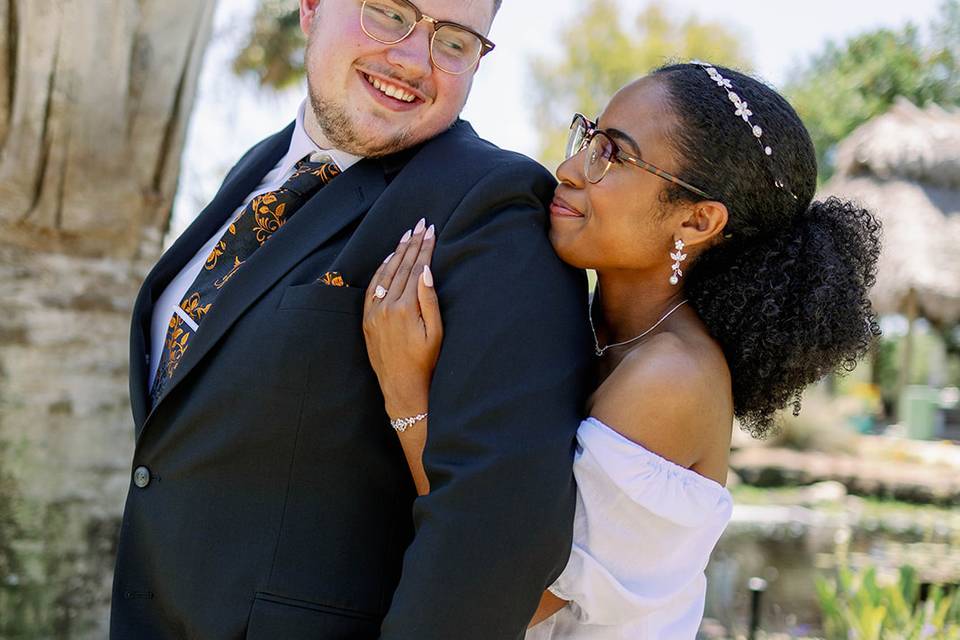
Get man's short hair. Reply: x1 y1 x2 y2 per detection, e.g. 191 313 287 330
493 0 502 15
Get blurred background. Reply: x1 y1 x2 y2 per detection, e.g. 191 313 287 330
0 0 958 637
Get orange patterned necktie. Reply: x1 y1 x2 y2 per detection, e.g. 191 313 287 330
150 155 341 405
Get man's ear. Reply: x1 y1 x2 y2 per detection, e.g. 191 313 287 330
678 200 729 249
299 0 322 36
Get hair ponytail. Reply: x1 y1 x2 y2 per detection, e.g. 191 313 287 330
685 197 881 435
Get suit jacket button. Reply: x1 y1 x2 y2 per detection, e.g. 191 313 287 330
133 466 151 488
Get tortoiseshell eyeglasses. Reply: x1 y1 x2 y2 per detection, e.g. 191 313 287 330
566 113 715 200
360 0 496 76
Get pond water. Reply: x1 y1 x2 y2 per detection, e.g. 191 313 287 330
704 501 960 637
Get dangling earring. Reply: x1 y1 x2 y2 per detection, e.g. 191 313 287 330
669 239 687 286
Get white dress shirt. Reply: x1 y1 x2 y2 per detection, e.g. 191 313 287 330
525 417 734 639
148 101 362 391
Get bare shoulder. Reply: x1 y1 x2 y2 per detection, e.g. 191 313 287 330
589 330 733 472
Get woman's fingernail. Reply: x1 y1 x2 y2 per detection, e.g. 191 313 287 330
423 265 434 288
382 252 395 264
414 218 426 234
400 229 412 243
424 224 435 240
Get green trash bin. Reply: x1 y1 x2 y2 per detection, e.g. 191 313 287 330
898 385 940 440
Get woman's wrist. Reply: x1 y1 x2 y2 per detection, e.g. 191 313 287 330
385 404 429 420
382 387 429 420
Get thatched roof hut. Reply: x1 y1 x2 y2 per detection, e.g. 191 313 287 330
821 98 960 326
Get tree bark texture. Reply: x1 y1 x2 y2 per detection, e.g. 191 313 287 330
0 1 215 636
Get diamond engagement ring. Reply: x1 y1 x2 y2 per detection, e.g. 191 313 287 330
374 285 388 300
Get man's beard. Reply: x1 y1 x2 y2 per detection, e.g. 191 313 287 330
308 82 412 158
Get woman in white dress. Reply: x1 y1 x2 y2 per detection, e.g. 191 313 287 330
361 63 881 638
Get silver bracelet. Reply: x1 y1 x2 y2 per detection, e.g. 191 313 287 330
390 412 428 433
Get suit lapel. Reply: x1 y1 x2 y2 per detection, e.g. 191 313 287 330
129 124 295 430
140 158 388 435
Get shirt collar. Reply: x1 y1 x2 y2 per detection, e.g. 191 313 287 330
278 100 363 174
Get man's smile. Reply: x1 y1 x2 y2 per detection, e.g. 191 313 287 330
357 68 429 112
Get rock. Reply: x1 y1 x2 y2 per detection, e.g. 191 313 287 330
798 480 847 505
729 445 960 506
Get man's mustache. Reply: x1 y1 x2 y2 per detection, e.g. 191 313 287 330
362 63 430 95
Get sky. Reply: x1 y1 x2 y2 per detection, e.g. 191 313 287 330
170 0 946 238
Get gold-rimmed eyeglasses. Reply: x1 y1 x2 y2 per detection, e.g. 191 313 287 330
360 0 496 76
566 113 715 200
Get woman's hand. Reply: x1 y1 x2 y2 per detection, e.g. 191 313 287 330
363 219 442 495
363 218 442 414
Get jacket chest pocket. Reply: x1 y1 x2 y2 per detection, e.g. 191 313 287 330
278 282 367 315
265 282 373 394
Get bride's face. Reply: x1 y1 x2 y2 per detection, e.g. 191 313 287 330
548 77 689 275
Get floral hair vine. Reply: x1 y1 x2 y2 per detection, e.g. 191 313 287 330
690 60 799 201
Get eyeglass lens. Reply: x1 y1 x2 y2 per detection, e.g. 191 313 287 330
585 135 617 183
361 0 484 74
566 117 617 183
565 118 587 160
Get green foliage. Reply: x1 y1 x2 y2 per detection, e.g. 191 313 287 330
233 0 305 89
816 564 960 639
528 0 750 168
785 0 960 182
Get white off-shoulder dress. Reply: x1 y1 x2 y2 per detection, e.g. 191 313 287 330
525 417 734 640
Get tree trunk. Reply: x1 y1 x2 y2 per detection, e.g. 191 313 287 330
896 288 919 417
0 1 215 636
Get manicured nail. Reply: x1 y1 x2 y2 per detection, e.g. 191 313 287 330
382 252 395 264
400 229 412 243
423 265 434 287
414 218 426 234
424 224 435 240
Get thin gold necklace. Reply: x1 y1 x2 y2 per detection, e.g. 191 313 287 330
588 296 688 357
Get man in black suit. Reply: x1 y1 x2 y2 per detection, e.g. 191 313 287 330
110 0 591 638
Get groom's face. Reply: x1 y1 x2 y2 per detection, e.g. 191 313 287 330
300 0 495 157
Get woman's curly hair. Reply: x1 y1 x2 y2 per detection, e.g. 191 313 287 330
651 63 882 437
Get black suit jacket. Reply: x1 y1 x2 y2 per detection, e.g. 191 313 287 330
110 120 592 639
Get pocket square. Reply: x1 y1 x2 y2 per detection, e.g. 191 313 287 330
318 271 349 287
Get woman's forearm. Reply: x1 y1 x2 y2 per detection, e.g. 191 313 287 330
384 388 431 496
396 418 430 496
528 590 569 628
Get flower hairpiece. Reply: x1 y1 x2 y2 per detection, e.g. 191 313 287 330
690 60 799 201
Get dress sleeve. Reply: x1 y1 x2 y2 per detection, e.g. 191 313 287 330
548 418 734 627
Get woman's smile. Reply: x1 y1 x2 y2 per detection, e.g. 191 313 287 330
549 194 585 218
